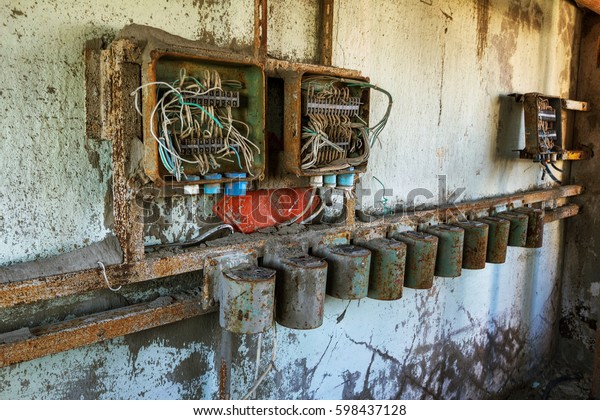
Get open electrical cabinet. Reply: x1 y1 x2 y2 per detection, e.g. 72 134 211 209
282 69 371 177
85 24 389 240
143 54 266 186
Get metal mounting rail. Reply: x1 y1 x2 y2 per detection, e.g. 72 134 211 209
0 185 584 368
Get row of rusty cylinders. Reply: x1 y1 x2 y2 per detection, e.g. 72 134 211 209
218 207 543 335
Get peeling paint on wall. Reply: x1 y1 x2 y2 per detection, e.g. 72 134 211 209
0 0 583 400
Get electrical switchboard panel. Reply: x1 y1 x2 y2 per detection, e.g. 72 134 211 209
280 66 391 184
138 54 265 187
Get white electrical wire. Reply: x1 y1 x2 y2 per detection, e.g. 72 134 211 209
131 70 259 181
97 261 122 292
241 323 277 400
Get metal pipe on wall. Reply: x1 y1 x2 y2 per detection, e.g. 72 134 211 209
219 329 233 400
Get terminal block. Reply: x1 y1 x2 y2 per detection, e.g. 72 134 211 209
298 74 370 175
86 25 266 188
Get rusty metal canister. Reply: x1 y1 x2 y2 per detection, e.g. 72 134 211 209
220 265 276 334
424 224 464 278
497 211 529 247
453 221 489 270
391 231 438 289
274 255 328 330
513 207 544 248
315 245 371 299
479 216 510 263
358 238 406 300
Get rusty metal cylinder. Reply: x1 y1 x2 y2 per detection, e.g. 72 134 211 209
497 211 529 247
391 231 438 289
513 207 544 248
220 265 276 334
424 224 464 278
274 255 328 330
358 238 406 300
315 245 371 300
453 221 488 270
479 216 510 263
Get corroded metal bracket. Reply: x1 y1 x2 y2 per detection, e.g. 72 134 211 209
319 0 335 66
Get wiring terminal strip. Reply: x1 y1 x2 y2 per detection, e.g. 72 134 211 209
299 76 392 173
133 69 259 181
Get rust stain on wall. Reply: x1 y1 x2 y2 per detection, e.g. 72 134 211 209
476 0 490 62
507 0 544 32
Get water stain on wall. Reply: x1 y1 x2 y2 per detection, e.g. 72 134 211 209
476 0 490 62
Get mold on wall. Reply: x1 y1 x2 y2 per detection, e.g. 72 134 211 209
0 0 585 400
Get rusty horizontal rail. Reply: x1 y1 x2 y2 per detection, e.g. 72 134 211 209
544 203 580 223
0 293 216 368
0 202 584 368
0 185 584 310
264 57 363 78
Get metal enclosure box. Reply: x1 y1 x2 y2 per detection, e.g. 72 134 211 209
143 53 266 186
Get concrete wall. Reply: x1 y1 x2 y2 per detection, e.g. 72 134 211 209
560 12 600 370
0 0 583 399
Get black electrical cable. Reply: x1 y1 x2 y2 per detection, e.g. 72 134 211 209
550 162 563 173
542 162 562 184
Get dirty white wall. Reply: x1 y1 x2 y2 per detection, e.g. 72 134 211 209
0 0 582 399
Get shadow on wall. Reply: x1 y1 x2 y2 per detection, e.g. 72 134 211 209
495 95 524 162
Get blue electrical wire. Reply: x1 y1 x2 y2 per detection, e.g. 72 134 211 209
372 176 389 215
229 146 243 169
177 95 223 129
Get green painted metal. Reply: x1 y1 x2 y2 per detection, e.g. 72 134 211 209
314 245 371 300
391 231 438 289
497 212 529 247
272 255 328 330
453 221 488 270
155 55 265 176
424 224 464 278
220 265 275 334
358 238 406 300
479 216 511 263
513 207 544 248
